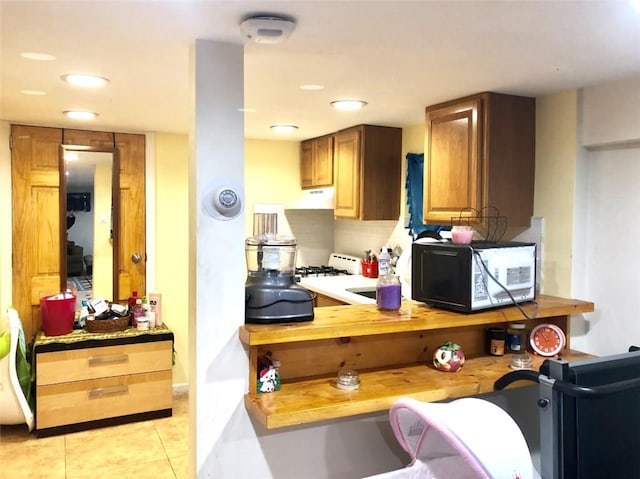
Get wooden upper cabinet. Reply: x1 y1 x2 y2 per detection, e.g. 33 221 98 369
300 134 333 189
334 125 402 220
423 92 535 229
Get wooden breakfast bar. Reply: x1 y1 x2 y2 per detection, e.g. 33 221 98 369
239 295 594 429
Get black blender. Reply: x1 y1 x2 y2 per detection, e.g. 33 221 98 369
245 213 314 324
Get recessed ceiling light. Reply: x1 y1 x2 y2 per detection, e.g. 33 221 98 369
20 52 56 61
63 110 99 120
238 107 257 113
330 100 368 111
300 84 325 91
61 74 110 88
270 125 299 133
20 90 46 96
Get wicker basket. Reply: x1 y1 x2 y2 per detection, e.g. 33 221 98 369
85 316 130 333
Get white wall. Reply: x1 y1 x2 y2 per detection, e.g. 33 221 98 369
576 74 640 355
534 90 579 297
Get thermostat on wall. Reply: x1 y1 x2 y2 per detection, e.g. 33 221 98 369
202 180 244 221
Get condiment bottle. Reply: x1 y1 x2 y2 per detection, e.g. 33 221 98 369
376 274 402 311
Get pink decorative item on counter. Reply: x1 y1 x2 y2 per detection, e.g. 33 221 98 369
451 225 473 245
148 292 162 326
433 342 465 372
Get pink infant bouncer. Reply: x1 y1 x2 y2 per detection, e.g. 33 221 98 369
365 397 539 479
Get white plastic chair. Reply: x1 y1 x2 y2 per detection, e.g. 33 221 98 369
0 308 34 431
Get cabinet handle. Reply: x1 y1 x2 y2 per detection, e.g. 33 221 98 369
88 385 129 398
88 354 128 366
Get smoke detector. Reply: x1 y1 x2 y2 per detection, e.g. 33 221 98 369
239 15 296 44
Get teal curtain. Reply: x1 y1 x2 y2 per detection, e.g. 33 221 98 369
405 153 449 238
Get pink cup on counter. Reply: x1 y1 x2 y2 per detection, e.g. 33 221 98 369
451 225 474 245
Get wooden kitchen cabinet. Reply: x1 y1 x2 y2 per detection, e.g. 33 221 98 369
300 134 334 189
423 92 535 229
34 326 173 436
240 295 594 429
314 292 348 307
334 125 402 220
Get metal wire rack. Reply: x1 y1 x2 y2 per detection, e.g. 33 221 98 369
450 206 508 242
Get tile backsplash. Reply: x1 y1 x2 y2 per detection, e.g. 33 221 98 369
283 210 335 266
282 209 413 266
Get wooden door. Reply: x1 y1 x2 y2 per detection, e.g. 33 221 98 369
115 133 146 302
300 140 314 188
333 127 361 219
313 135 334 187
62 129 114 148
423 97 482 225
11 125 63 341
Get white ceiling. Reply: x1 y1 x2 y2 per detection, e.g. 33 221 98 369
2 1 640 142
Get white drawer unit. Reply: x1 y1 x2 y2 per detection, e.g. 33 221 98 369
34 327 174 436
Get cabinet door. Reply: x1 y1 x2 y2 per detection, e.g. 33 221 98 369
333 128 361 218
301 136 334 189
312 135 333 187
300 140 314 188
423 98 482 225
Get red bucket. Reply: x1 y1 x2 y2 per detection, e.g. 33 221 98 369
40 292 76 336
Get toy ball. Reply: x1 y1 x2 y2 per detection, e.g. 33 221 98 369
433 342 465 372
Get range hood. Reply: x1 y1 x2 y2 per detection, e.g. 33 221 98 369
285 187 334 210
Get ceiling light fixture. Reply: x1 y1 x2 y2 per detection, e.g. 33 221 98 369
331 100 368 111
270 125 298 133
300 84 325 91
62 74 110 88
20 52 56 61
63 110 99 120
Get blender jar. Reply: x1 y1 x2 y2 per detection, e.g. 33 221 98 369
245 236 297 274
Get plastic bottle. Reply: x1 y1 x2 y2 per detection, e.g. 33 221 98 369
128 291 138 312
378 247 391 276
132 298 145 328
78 299 89 328
148 292 162 327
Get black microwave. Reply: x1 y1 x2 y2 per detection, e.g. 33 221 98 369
411 241 537 313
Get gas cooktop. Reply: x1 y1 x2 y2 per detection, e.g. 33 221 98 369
296 253 362 277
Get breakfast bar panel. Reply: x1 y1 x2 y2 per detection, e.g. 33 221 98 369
240 296 594 429
239 295 594 346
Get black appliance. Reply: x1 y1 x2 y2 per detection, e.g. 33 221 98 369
412 240 536 313
245 213 314 324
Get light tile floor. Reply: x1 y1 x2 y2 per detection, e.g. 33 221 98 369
0 393 188 479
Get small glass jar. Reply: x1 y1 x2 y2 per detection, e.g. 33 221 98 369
376 274 402 311
336 369 360 390
507 322 527 354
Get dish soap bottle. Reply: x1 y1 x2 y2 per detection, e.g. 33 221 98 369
378 247 391 276
376 273 402 311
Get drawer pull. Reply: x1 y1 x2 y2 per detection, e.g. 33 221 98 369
88 354 129 366
88 385 129 398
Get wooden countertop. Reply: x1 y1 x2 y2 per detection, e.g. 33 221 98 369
240 295 595 429
240 295 594 346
